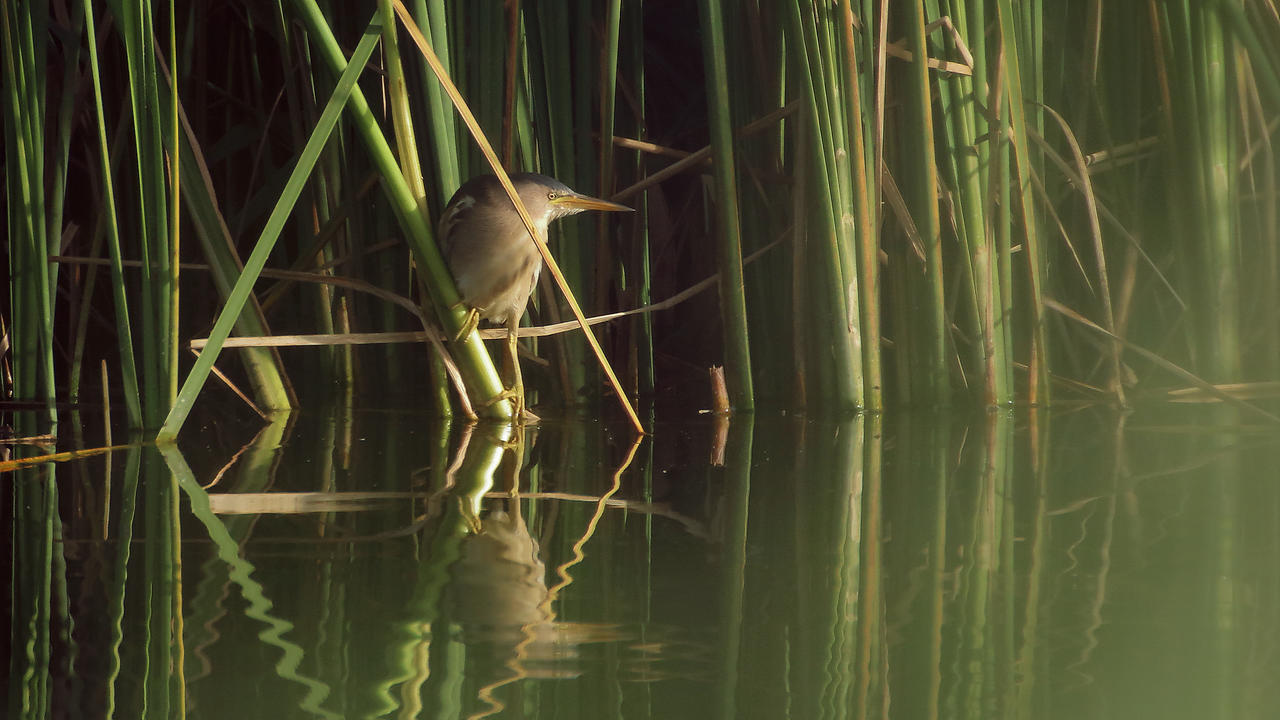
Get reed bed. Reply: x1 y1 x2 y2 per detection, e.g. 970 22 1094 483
4 1 1280 435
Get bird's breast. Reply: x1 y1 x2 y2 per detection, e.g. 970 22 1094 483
445 224 545 326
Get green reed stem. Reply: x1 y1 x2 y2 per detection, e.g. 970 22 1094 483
159 16 397 440
107 0 174 424
289 0 511 418
380 0 451 413
624 0 654 396
904 0 949 404
413 0 460 196
83 0 143 427
527 2 588 398
167 0 180 406
783 0 861 411
161 88 294 411
1197 5 1241 380
996 0 1050 405
840 0 882 410
698 0 755 410
2 3 57 423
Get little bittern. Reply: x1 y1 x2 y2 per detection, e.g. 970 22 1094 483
438 172 632 419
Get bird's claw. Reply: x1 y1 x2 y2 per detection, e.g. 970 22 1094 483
483 386 519 406
457 497 484 534
482 386 539 424
452 306 480 343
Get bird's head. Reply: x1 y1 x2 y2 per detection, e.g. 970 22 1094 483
513 173 633 225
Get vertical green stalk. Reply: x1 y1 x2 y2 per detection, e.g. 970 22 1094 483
596 0 622 331
167 0 180 405
288 1 510 417
903 0 949 405
48 6 83 367
623 0 654 396
994 93 1016 402
527 1 588 399
109 0 175 424
971 0 1017 403
734 4 787 404
821 2 864 412
840 0 882 410
971 0 1017 404
1 2 56 422
783 1 861 412
381 0 450 413
698 0 755 410
1216 2 1280 375
83 0 144 428
571 0 596 193
463 1 506 174
996 0 1050 405
1158 3 1226 383
930 0 1010 405
413 0 460 195
1196 4 1240 380
163 92 295 412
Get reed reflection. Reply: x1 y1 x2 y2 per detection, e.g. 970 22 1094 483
10 405 1279 720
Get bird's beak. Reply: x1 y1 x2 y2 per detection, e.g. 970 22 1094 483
552 193 633 213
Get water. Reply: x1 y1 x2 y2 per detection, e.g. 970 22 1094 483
6 404 1279 719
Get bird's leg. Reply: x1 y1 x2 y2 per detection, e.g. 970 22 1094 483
478 316 538 422
478 316 539 422
506 316 528 420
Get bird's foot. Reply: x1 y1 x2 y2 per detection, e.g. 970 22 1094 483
452 306 480 343
483 386 519 406
457 496 484 534
482 386 540 424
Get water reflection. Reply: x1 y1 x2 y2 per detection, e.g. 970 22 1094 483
5 405 1280 719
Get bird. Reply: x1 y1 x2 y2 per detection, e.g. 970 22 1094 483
438 172 632 420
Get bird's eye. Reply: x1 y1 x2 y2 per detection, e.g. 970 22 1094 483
547 191 558 200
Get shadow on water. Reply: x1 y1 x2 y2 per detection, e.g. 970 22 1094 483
5 404 1280 719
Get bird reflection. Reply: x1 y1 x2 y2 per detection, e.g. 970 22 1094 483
425 424 684 717
446 503 556 651
436 423 584 683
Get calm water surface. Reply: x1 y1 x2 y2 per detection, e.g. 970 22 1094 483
6 405 1279 719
